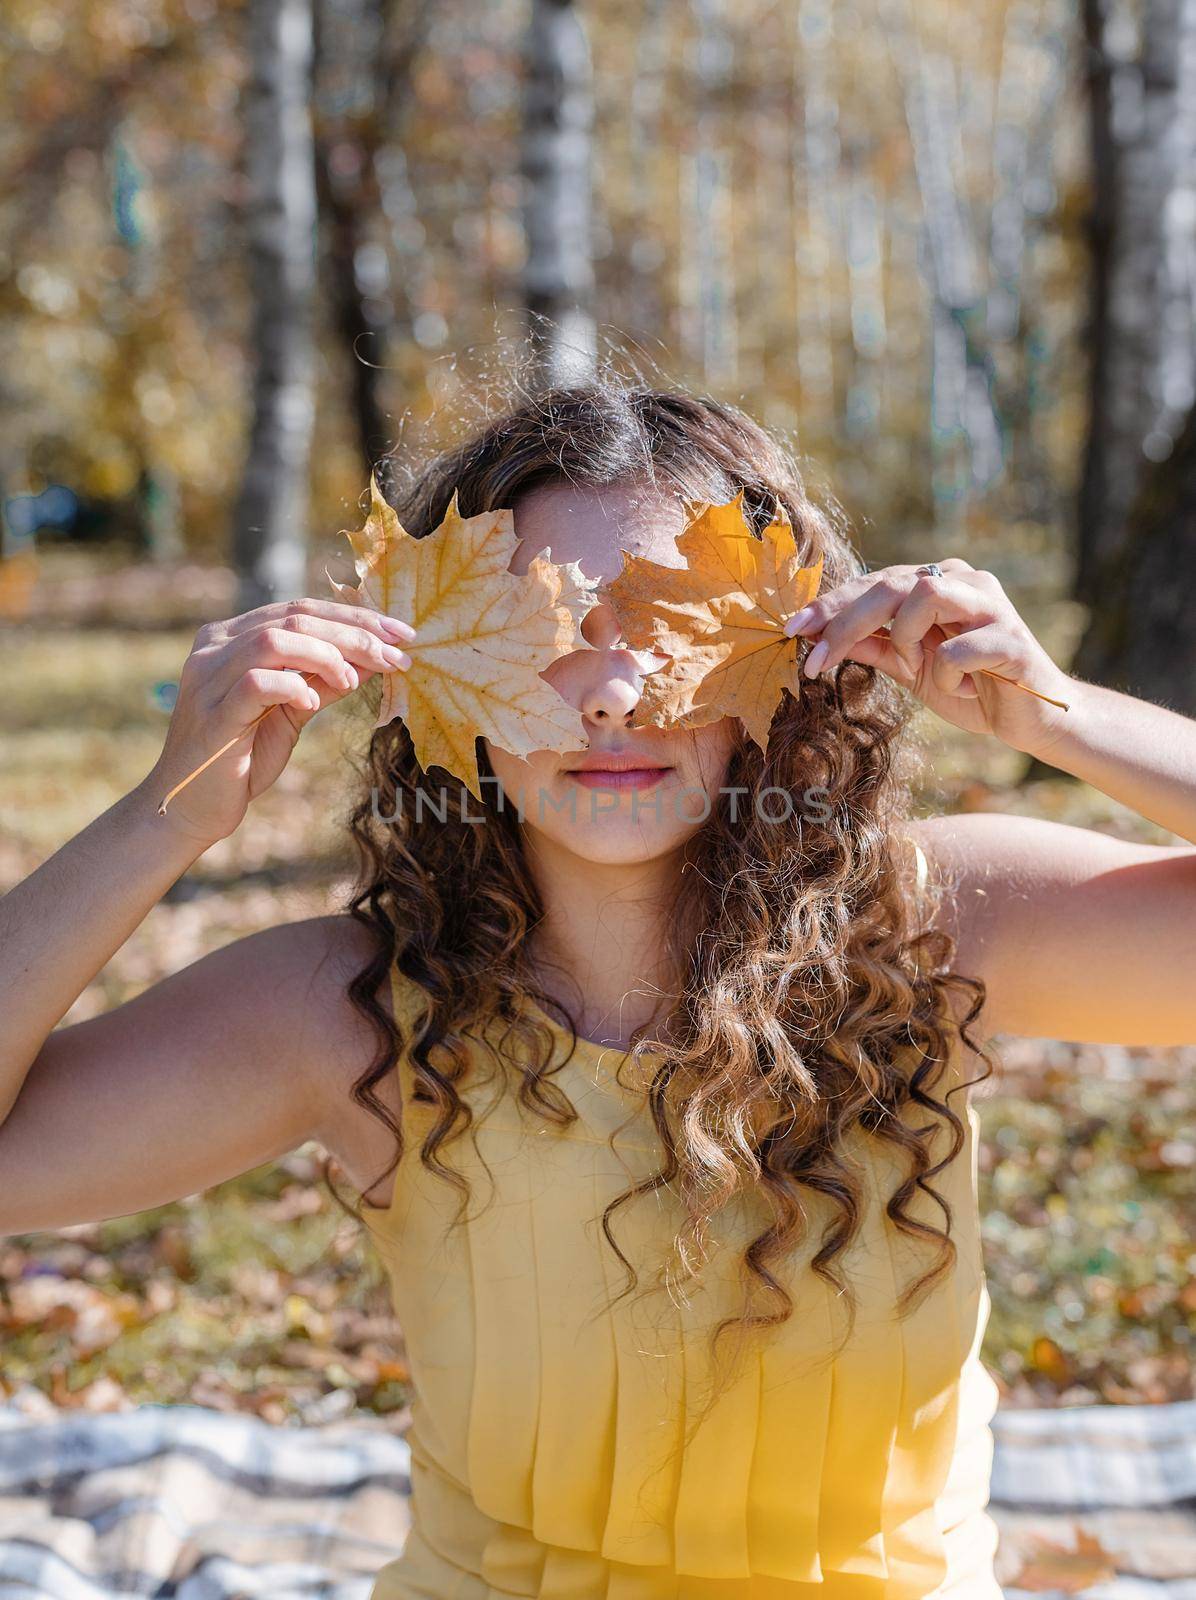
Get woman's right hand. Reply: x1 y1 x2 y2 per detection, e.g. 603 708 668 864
147 598 415 847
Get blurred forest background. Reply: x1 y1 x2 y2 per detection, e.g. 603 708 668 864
2 0 1196 1427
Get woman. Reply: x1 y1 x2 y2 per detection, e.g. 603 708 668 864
2 382 1194 1600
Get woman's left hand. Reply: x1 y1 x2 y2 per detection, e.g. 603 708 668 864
783 558 1075 755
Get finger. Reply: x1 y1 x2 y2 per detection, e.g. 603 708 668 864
927 622 1016 697
214 623 407 703
200 597 416 647
800 572 952 679
807 628 920 688
885 575 1001 678
956 567 1011 606
219 667 324 727
210 627 362 702
799 619 985 698
795 575 907 678
929 557 975 574
253 612 412 678
784 558 977 640
784 569 883 638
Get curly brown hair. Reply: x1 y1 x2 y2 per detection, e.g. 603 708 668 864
327 373 995 1409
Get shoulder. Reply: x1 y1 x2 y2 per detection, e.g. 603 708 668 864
218 912 396 1108
895 811 1061 965
281 909 397 1058
897 812 1196 1047
158 913 387 1046
219 912 389 1016
248 914 407 1188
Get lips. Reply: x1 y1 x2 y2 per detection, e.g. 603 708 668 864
565 752 673 774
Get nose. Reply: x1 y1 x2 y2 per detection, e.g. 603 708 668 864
576 601 653 726
580 674 640 725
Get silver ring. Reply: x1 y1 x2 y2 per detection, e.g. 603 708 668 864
916 562 944 578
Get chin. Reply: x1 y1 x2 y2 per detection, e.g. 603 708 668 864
555 787 714 860
536 812 701 867
485 755 726 864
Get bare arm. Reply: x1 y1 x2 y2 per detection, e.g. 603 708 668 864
0 779 205 1127
0 913 384 1236
0 595 414 1236
784 556 1196 1049
911 811 1196 1047
910 673 1196 1048
1026 675 1196 847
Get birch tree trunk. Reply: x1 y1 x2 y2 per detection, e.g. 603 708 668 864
521 0 596 387
312 0 432 479
626 0 669 340
882 0 1002 525
681 0 736 389
232 0 318 613
792 0 839 414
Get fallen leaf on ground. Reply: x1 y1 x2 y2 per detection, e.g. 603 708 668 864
1010 1525 1120 1592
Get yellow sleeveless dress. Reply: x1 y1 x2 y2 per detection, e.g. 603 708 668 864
362 965 1002 1600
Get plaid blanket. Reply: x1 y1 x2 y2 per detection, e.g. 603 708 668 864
1 1396 1194 1598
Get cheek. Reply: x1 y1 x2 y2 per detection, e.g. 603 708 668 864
483 743 520 788
483 742 558 805
632 725 735 830
678 722 737 787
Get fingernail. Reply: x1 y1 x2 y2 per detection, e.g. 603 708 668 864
804 639 829 677
786 606 816 636
379 615 415 641
380 643 409 669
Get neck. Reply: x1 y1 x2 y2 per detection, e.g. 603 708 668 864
522 835 682 1051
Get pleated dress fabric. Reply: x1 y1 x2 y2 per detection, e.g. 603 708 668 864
363 968 1002 1600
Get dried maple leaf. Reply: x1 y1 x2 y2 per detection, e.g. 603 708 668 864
603 489 824 750
1009 1525 1120 1593
329 473 597 800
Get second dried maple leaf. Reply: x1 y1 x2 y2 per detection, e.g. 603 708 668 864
604 490 824 750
